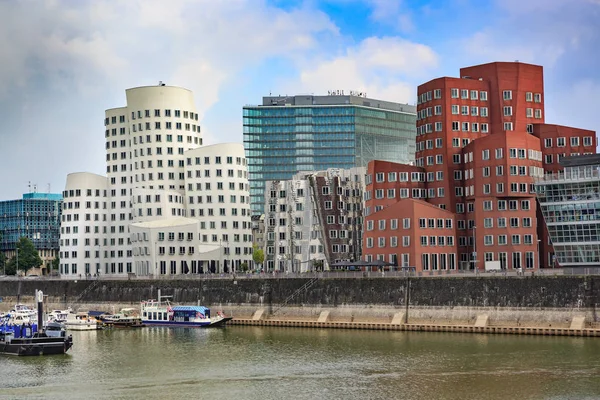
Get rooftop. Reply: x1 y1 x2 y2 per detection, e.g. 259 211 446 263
246 94 415 113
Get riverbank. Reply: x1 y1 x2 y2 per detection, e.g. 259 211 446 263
1 275 598 337
1 297 598 337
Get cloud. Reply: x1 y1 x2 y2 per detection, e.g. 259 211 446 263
0 0 340 198
295 36 438 103
459 0 600 68
368 0 414 32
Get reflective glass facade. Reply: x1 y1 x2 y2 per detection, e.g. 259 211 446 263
244 100 416 214
0 193 62 252
536 163 600 266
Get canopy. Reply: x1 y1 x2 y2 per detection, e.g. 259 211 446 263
330 260 396 267
172 306 210 314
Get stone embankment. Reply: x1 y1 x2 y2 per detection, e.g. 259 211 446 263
1 275 598 337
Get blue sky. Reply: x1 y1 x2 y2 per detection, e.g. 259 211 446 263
0 0 598 199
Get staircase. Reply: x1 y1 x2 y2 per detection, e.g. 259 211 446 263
70 279 100 308
271 277 319 315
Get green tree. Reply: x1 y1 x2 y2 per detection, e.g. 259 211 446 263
252 245 264 270
0 251 5 275
12 236 43 274
312 259 324 272
51 256 60 273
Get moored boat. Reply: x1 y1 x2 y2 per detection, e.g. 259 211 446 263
141 292 232 328
0 291 73 356
99 308 144 328
64 312 103 331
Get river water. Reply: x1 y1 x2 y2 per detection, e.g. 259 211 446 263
1 327 599 400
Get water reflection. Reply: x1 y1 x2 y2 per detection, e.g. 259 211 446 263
1 328 599 399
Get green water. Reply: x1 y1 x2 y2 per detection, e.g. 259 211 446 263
1 327 599 399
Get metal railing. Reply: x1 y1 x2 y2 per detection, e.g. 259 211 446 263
1 268 589 281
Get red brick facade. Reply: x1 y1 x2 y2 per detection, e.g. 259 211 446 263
364 61 597 271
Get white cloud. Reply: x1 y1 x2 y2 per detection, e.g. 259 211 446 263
368 0 413 32
295 36 437 104
459 0 600 68
0 0 340 199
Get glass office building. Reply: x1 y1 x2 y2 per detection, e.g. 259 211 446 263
535 154 600 267
244 94 416 214
0 192 62 271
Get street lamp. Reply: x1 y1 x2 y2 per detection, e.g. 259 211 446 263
472 225 477 270
537 239 541 269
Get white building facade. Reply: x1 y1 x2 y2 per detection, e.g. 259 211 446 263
59 85 252 277
263 168 365 272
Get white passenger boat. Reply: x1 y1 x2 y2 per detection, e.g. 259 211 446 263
141 294 231 328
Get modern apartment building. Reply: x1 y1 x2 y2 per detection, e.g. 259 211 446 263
263 167 364 272
535 154 600 267
59 85 252 277
0 192 62 274
364 62 597 271
244 94 416 215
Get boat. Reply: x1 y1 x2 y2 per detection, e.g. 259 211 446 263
0 291 73 356
47 309 72 324
99 308 144 328
7 304 38 325
64 312 103 331
140 291 232 328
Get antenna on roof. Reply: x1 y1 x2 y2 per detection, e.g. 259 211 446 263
47 183 51 193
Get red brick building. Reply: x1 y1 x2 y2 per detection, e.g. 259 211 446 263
363 61 597 271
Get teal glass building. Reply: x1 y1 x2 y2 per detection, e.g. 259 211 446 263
244 95 416 214
0 192 62 272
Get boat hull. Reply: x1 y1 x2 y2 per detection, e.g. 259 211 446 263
0 336 73 356
65 324 102 331
143 317 232 328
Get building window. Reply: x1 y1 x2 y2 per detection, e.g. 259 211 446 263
451 88 459 98
503 106 512 116
503 90 512 100
571 137 580 147
503 122 513 131
526 92 533 102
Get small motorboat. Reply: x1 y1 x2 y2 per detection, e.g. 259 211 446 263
64 312 103 331
99 308 144 328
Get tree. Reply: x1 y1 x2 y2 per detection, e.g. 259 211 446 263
252 245 264 270
0 231 4 275
312 259 324 272
12 236 43 274
51 256 60 274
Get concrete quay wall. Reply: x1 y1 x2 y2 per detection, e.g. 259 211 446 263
0 276 598 332
0 275 597 308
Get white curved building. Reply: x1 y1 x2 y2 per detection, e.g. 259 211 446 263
60 85 252 277
184 143 253 272
59 172 108 277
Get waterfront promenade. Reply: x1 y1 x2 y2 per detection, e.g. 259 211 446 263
2 266 599 281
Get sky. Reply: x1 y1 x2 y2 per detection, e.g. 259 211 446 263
0 0 598 199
